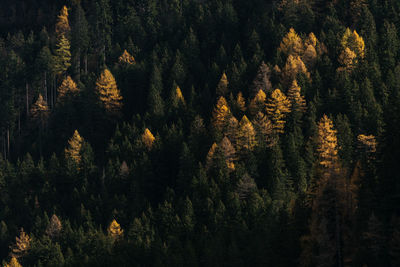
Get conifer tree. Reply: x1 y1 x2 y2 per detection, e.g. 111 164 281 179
171 85 185 108
118 49 135 65
108 219 124 240
338 47 357 72
219 136 236 171
341 28 365 59
279 28 304 57
53 34 71 76
10 228 30 258
251 61 272 96
287 79 306 112
281 55 310 87
252 112 274 146
65 130 83 164
95 68 123 113
206 142 218 169
216 72 229 96
317 115 338 168
266 89 292 133
226 116 239 147
235 91 246 112
57 76 78 100
302 44 317 69
4 257 22 267
30 94 49 121
142 128 155 150
236 115 257 152
212 96 231 132
55 6 70 37
249 89 267 115
46 214 62 238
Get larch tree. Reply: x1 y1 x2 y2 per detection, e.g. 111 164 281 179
252 111 274 147
212 96 231 132
65 130 84 165
206 142 218 170
226 116 239 147
95 68 123 113
287 79 306 112
171 85 185 108
4 257 22 267
341 28 365 59
53 34 71 76
338 47 357 72
266 89 292 133
249 89 267 115
219 136 236 171
10 228 31 258
46 214 62 238
30 94 49 123
57 75 78 100
216 72 229 96
251 61 272 96
281 55 310 87
302 44 317 69
118 49 135 65
108 219 124 240
279 28 304 57
235 91 246 112
142 128 155 150
236 115 257 152
55 6 70 37
317 115 338 168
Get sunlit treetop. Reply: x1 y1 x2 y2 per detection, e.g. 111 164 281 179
317 115 338 168
279 27 304 57
65 130 84 164
108 219 124 240
55 6 70 36
119 49 135 65
142 128 155 149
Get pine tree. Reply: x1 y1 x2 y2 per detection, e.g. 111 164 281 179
317 115 338 168
108 219 124 240
279 28 304 57
118 49 135 65
249 89 267 115
236 173 257 200
266 89 292 133
236 115 257 152
65 130 83 164
142 128 155 150
212 96 231 132
95 68 123 113
46 214 62 238
55 6 70 37
53 34 71 76
10 228 30 258
287 79 306 112
57 76 78 100
4 257 22 267
216 72 229 96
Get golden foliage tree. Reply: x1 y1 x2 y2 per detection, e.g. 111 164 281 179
338 47 357 72
341 28 365 59
95 69 123 113
53 34 71 76
55 6 70 36
10 228 30 258
46 214 62 238
236 91 246 112
30 94 49 121
206 142 218 169
249 89 267 115
118 49 136 64
252 112 275 146
266 89 292 133
4 257 22 267
57 76 78 100
236 115 257 152
65 130 83 164
212 96 231 132
357 134 377 154
287 79 306 112
142 128 155 149
279 27 304 57
226 116 239 147
216 72 229 96
302 44 317 69
317 115 338 168
281 55 310 87
171 85 185 108
108 219 124 240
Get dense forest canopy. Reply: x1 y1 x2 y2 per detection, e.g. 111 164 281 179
0 0 400 266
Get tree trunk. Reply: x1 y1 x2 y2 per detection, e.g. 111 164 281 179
26 82 29 117
84 53 88 75
44 71 48 103
7 128 10 158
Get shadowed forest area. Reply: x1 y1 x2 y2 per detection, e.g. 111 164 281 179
0 0 400 266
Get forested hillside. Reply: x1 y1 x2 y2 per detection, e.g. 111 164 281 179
1 0 400 266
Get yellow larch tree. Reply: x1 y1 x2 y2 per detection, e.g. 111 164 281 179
95 69 123 113
226 116 239 147
302 44 317 69
287 79 306 112
279 28 304 57
206 142 218 169
266 89 292 133
357 134 377 154
236 115 257 152
252 111 275 147
4 257 22 267
57 76 79 100
305 32 318 47
212 96 231 132
338 47 357 72
55 6 70 37
65 130 84 164
118 49 135 65
236 91 246 112
341 28 365 59
142 128 155 149
281 55 310 87
30 94 49 121
10 228 31 258
249 89 267 115
172 85 185 107
317 115 338 168
46 214 62 238
216 72 229 96
108 219 124 240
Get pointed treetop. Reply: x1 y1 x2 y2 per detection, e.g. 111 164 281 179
55 6 70 36
65 130 84 164
96 68 123 113
10 228 31 258
279 28 304 57
305 32 318 47
119 49 135 64
219 136 236 171
31 94 49 119
206 142 218 168
251 61 272 96
266 89 292 133
317 115 338 168
175 86 185 104
216 72 229 96
5 257 22 267
46 214 62 238
142 128 155 149
237 115 257 151
108 219 124 240
287 79 306 112
341 28 365 58
236 91 246 112
58 76 78 100
212 96 231 132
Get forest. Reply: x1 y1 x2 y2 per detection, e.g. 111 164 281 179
0 0 400 266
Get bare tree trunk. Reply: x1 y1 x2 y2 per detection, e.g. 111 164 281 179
44 71 48 103
26 82 29 117
7 128 10 158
